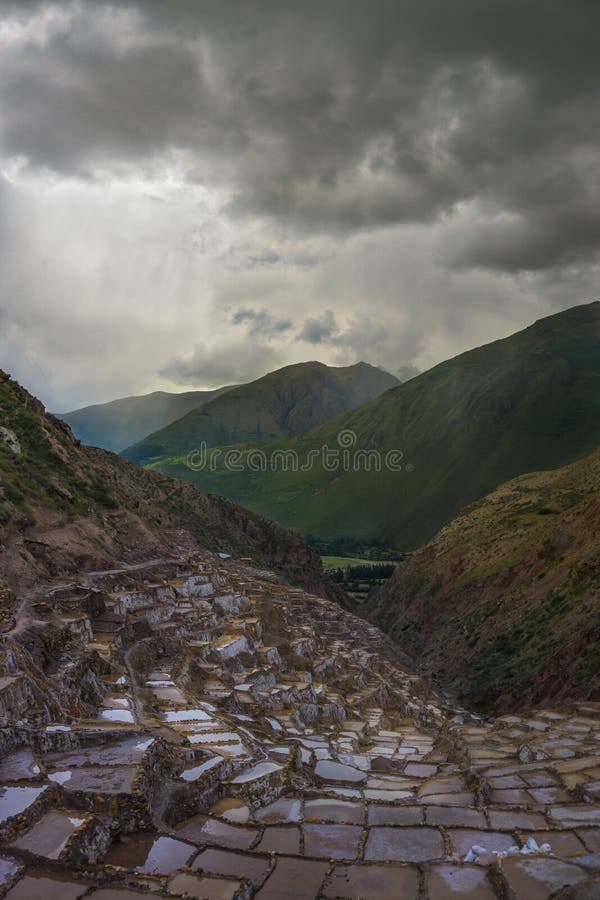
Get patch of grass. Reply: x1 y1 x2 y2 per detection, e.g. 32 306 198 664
321 555 378 571
0 380 121 517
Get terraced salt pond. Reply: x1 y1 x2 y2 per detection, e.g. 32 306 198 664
11 810 86 859
0 786 47 823
314 759 366 783
230 761 283 783
106 834 195 874
179 757 222 781
1 554 599 898
48 770 72 785
162 708 212 723
99 708 134 724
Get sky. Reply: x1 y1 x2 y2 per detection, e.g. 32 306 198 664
0 0 599 411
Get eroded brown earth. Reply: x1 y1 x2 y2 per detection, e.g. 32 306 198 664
0 553 599 898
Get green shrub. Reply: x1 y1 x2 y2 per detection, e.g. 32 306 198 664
3 483 23 504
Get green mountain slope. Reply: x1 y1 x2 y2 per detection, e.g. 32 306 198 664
58 386 234 453
0 371 347 605
367 447 600 714
122 361 400 465
151 302 600 548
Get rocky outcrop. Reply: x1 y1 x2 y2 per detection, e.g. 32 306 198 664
0 428 20 456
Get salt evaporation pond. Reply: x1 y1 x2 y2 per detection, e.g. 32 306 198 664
0 785 47 823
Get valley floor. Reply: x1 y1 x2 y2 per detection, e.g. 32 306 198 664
0 552 599 898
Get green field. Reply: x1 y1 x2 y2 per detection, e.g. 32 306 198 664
321 555 383 571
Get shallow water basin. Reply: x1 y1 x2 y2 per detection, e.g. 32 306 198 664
11 810 86 859
254 797 302 824
304 798 364 824
100 708 135 724
210 798 250 824
180 757 223 782
163 708 212 723
48 770 72 785
0 785 47 823
0 751 41 782
102 694 131 710
177 816 258 850
153 687 188 704
199 743 250 759
106 833 195 873
184 731 240 744
3 873 89 900
314 760 366 784
231 761 282 784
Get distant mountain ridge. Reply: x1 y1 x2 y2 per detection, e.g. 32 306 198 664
149 302 600 548
58 386 234 453
122 361 400 465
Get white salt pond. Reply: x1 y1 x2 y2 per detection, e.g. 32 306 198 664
100 709 135 724
231 761 282 784
180 757 222 782
48 771 72 785
163 709 212 723
183 731 240 744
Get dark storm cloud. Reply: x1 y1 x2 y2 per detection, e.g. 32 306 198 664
1 0 600 409
232 307 293 337
2 0 600 273
297 310 339 345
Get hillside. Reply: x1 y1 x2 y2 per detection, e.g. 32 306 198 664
122 361 399 465
367 447 600 714
58 385 234 453
154 302 600 548
0 371 346 605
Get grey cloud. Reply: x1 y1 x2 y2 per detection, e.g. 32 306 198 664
296 310 425 374
396 365 420 383
247 253 281 268
1 0 599 410
161 339 287 388
297 310 338 345
440 161 600 272
232 307 293 337
1 1 600 273
445 210 600 273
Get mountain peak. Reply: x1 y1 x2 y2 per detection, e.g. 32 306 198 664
122 360 399 464
156 301 600 550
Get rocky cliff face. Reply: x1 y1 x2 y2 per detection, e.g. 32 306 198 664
0 371 347 607
368 448 600 714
